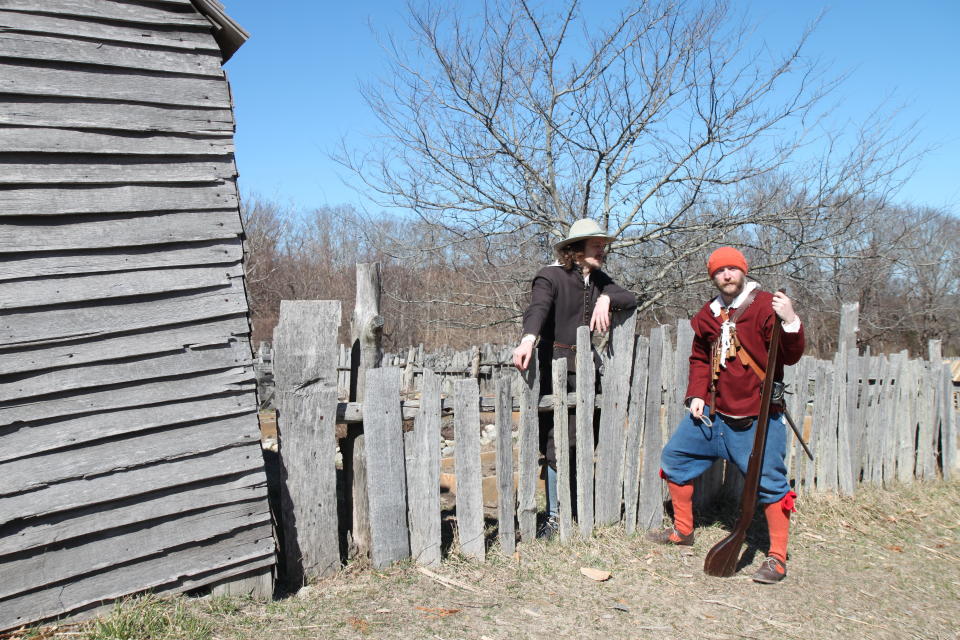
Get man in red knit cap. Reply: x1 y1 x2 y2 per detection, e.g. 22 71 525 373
648 246 804 583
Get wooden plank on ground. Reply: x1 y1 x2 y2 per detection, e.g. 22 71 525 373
0 183 237 216
0 157 235 186
637 327 666 529
495 375 515 555
622 335 649 535
0 97 233 133
453 376 483 561
574 325 595 537
0 286 247 349
552 357 573 542
594 309 636 526
362 367 410 568
0 11 218 52
0 32 224 75
517 351 539 543
0 211 242 253
405 369 441 565
0 263 242 310
0 470 265 556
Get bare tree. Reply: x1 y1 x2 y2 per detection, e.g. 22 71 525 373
336 0 917 327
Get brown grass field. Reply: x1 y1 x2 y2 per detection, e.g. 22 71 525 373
13 480 959 640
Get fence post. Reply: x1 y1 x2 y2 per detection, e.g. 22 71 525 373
494 375 516 555
406 370 442 566
575 326 596 537
553 357 574 541
363 367 410 568
272 300 342 585
623 335 650 535
454 377 484 560
517 351 539 542
594 309 637 526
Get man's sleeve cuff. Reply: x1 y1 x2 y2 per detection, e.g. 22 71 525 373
520 334 539 345
781 317 802 333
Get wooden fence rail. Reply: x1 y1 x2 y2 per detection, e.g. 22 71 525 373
271 301 958 582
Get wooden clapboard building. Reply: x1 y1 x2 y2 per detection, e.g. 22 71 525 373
0 0 274 629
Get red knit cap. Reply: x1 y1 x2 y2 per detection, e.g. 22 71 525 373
707 247 748 276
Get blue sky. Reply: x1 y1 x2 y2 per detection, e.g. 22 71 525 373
221 1 959 217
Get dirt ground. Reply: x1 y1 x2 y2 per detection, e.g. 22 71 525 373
21 480 960 640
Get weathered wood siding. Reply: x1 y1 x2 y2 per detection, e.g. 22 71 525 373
0 1 272 630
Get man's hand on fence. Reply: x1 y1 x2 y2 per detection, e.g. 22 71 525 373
513 340 534 371
590 294 611 332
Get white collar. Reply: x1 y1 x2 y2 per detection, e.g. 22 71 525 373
709 280 759 317
548 261 590 283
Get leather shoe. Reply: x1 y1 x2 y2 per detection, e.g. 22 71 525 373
752 556 787 583
645 527 694 546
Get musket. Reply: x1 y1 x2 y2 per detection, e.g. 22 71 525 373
774 382 814 462
703 292 784 577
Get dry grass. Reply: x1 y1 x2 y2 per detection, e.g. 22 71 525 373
15 480 959 640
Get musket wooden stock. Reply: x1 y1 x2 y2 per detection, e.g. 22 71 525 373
703 293 785 577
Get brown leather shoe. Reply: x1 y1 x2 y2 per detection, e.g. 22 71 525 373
752 556 787 583
645 527 694 546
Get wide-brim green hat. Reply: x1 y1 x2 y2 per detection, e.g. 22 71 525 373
554 218 615 250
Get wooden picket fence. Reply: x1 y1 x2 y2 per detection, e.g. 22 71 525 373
271 300 958 583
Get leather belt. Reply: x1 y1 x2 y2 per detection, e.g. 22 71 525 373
553 341 576 351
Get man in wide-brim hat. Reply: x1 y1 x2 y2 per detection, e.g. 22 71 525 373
513 218 637 538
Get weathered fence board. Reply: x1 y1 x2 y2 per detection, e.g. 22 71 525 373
405 370 441 565
575 326 595 537
895 355 917 483
636 327 666 530
453 377 483 561
942 363 957 480
362 367 411 568
622 335 649 534
837 349 856 495
553 357 573 542
594 309 636 526
517 354 539 542
494 376 516 555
